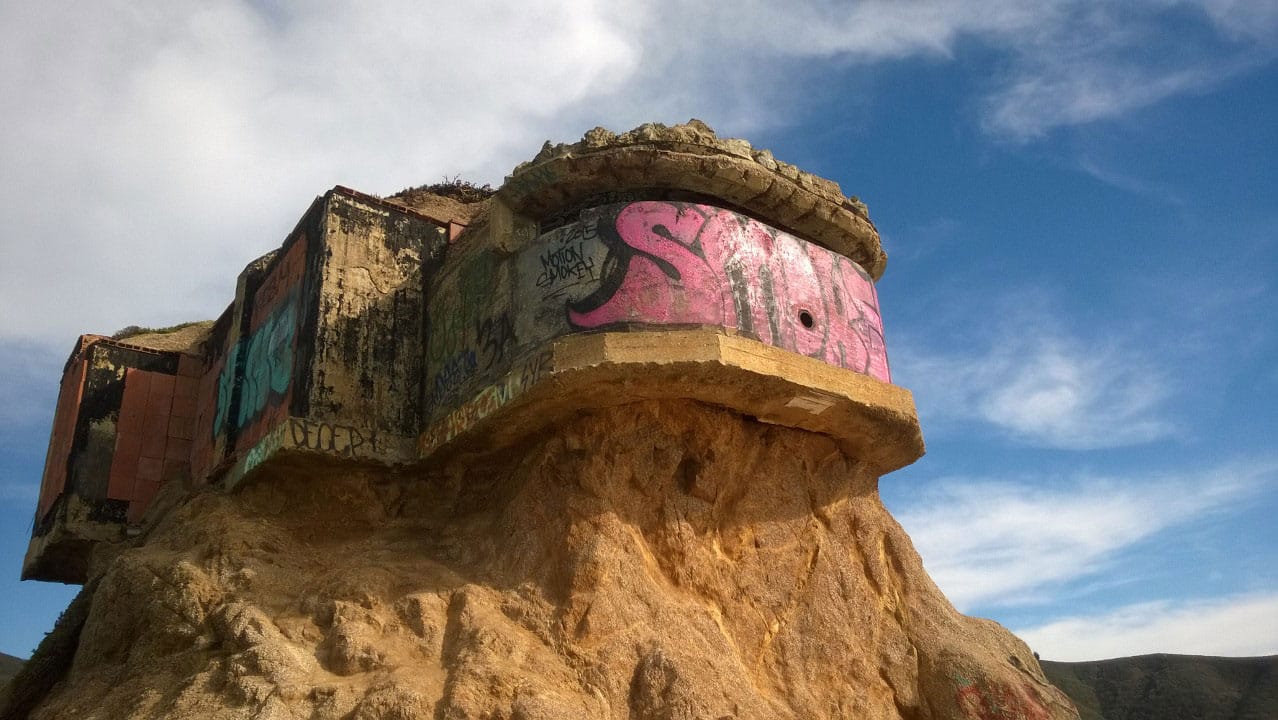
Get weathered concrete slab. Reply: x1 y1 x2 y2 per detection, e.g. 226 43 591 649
423 200 892 433
199 187 448 491
420 329 922 476
25 188 449 582
24 336 191 582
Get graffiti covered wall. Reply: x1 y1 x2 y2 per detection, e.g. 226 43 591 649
27 182 909 584
189 308 234 483
423 200 891 428
559 201 889 381
233 234 307 452
306 193 446 438
28 336 188 559
424 247 514 418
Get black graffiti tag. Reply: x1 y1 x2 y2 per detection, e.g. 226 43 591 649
475 312 514 373
289 418 366 458
536 239 596 292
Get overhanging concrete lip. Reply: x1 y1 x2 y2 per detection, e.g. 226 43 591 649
22 495 126 584
219 417 418 492
419 329 924 475
498 147 886 280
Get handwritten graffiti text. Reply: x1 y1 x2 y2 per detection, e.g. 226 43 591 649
289 418 366 458
421 349 551 452
536 230 598 297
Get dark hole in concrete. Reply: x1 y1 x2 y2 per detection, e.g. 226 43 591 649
798 310 815 328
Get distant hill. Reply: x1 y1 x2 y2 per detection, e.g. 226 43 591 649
0 651 25 711
0 653 23 686
1042 654 1278 720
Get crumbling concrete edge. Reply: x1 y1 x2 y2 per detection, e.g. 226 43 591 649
419 329 924 476
221 417 417 492
497 121 887 279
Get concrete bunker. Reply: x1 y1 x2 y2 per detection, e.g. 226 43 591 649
24 121 924 584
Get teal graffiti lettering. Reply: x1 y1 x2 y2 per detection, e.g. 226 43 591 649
238 296 297 427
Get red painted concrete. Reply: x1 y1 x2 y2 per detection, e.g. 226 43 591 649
36 354 88 522
107 369 148 501
189 353 225 484
109 367 191 523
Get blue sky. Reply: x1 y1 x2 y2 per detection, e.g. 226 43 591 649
1 1 1275 661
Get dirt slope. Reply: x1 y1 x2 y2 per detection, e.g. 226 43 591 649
8 401 1077 719
0 653 20 685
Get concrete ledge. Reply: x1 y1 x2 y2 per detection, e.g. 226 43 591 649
222 416 417 491
22 496 124 584
420 330 924 475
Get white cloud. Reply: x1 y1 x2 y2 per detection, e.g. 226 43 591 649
1199 0 1278 42
896 316 1173 449
987 50 1270 140
640 2 1278 141
895 461 1274 611
1 0 1272 353
1075 155 1187 205
978 2 1278 139
1018 592 1278 661
0 0 645 347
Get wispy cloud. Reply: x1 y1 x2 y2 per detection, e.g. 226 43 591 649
1018 592 1278 661
895 461 1274 611
896 313 1173 449
1075 155 1187 205
650 2 1278 140
977 2 1278 140
982 50 1247 142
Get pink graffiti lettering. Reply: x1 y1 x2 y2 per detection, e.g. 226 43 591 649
569 203 727 328
567 202 890 382
955 680 1052 720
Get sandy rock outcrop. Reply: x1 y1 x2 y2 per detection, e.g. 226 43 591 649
16 401 1076 719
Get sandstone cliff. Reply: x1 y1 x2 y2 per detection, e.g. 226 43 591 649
8 401 1075 719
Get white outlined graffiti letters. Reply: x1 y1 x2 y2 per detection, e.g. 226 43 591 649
238 295 298 427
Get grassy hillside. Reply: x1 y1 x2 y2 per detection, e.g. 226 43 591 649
0 652 23 685
1042 654 1278 720
0 651 25 713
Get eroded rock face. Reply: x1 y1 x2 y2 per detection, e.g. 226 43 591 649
22 402 1076 719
